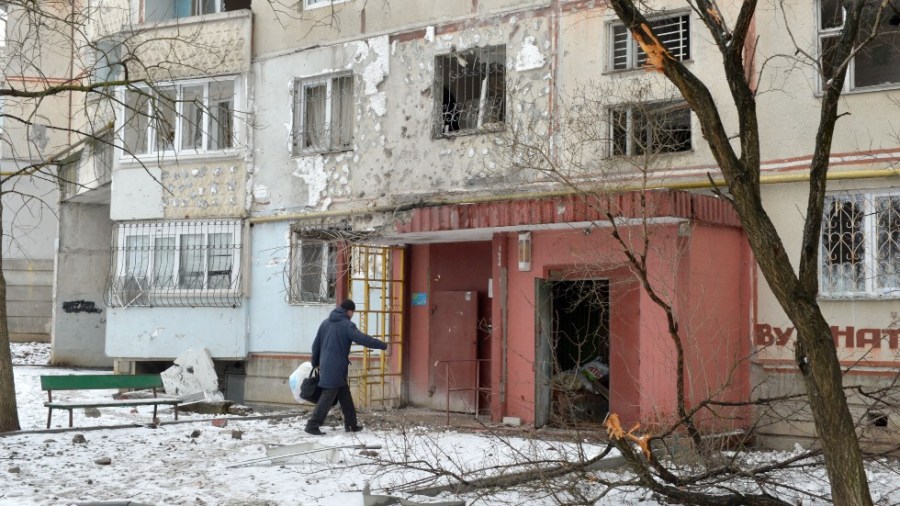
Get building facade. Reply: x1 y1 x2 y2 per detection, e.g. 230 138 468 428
56 0 900 446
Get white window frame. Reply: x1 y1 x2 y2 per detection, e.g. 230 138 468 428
820 190 900 299
816 0 900 92
608 12 691 72
120 77 238 159
0 4 7 48
608 101 692 157
304 0 349 11
289 236 338 304
112 220 241 295
139 0 223 23
292 73 353 155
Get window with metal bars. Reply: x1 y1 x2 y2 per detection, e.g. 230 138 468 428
292 74 354 154
304 0 349 9
288 235 338 304
818 0 900 92
821 192 900 297
106 220 242 308
141 0 251 22
609 101 691 156
609 13 690 71
434 45 506 137
122 79 236 157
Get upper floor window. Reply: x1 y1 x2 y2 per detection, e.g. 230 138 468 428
93 39 122 84
292 74 353 155
434 45 506 137
106 220 243 308
140 0 250 23
289 233 338 304
122 78 236 157
304 0 349 9
609 101 691 156
609 13 690 71
0 4 7 47
819 0 900 91
821 191 900 297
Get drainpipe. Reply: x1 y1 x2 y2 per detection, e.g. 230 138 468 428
247 167 900 224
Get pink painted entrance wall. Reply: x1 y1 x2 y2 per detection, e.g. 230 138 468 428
407 242 493 408
494 222 750 429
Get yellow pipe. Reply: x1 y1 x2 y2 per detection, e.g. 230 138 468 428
248 167 900 224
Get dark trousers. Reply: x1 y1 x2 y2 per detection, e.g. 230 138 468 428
305 385 357 430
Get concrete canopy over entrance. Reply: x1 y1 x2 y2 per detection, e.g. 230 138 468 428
391 190 752 431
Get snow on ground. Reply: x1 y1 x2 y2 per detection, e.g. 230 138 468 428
2 342 900 505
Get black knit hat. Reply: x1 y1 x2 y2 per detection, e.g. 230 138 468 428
340 299 356 311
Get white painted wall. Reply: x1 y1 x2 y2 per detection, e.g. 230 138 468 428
105 306 248 359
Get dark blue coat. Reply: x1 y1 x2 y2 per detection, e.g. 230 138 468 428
311 307 387 389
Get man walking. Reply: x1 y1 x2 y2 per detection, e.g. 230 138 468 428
305 299 387 435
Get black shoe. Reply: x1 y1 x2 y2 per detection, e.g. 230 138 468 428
345 425 363 432
305 427 326 436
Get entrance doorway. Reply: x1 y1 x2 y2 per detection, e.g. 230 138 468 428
536 279 610 427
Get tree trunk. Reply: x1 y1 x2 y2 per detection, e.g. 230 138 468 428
0 206 22 432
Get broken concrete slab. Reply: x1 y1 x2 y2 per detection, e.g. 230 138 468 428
161 348 224 403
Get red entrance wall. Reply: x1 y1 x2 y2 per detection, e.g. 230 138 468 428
407 242 492 408
493 223 750 429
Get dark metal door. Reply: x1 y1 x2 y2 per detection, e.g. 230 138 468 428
429 291 478 412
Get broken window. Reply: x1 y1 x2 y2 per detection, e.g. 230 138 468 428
289 235 338 304
107 220 242 308
609 101 691 156
821 192 900 297
818 0 900 91
434 45 506 136
292 74 353 154
121 78 237 157
610 13 690 71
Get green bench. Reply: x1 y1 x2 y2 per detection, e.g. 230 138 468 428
40 374 182 428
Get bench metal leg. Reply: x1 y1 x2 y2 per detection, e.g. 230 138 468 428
174 405 179 421
153 405 158 423
46 408 52 429
68 409 73 428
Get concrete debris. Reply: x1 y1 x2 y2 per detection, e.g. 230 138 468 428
84 407 101 418
189 430 201 438
94 457 111 465
72 434 87 444
7 466 20 474
212 418 228 428
161 348 223 403
232 429 243 440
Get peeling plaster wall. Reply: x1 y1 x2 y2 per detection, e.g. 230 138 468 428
161 159 248 218
252 14 553 227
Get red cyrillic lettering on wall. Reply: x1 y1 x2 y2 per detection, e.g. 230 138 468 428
774 326 793 346
754 323 774 346
856 328 881 348
885 329 900 349
831 326 855 348
755 323 900 350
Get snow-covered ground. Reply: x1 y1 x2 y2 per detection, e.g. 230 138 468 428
2 342 899 505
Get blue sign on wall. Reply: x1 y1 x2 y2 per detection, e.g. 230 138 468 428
412 292 428 306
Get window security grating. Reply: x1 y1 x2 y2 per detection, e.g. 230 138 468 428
434 45 506 136
611 14 690 71
822 193 900 296
106 220 242 308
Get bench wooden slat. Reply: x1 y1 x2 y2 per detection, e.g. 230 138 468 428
40 374 164 391
45 399 182 409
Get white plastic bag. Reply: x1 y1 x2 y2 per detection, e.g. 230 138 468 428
288 361 313 403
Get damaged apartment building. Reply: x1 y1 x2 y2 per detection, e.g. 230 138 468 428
52 0 900 448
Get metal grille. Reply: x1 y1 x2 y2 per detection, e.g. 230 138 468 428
348 245 405 409
106 220 243 308
288 237 338 304
822 193 900 296
611 14 690 70
434 45 506 136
